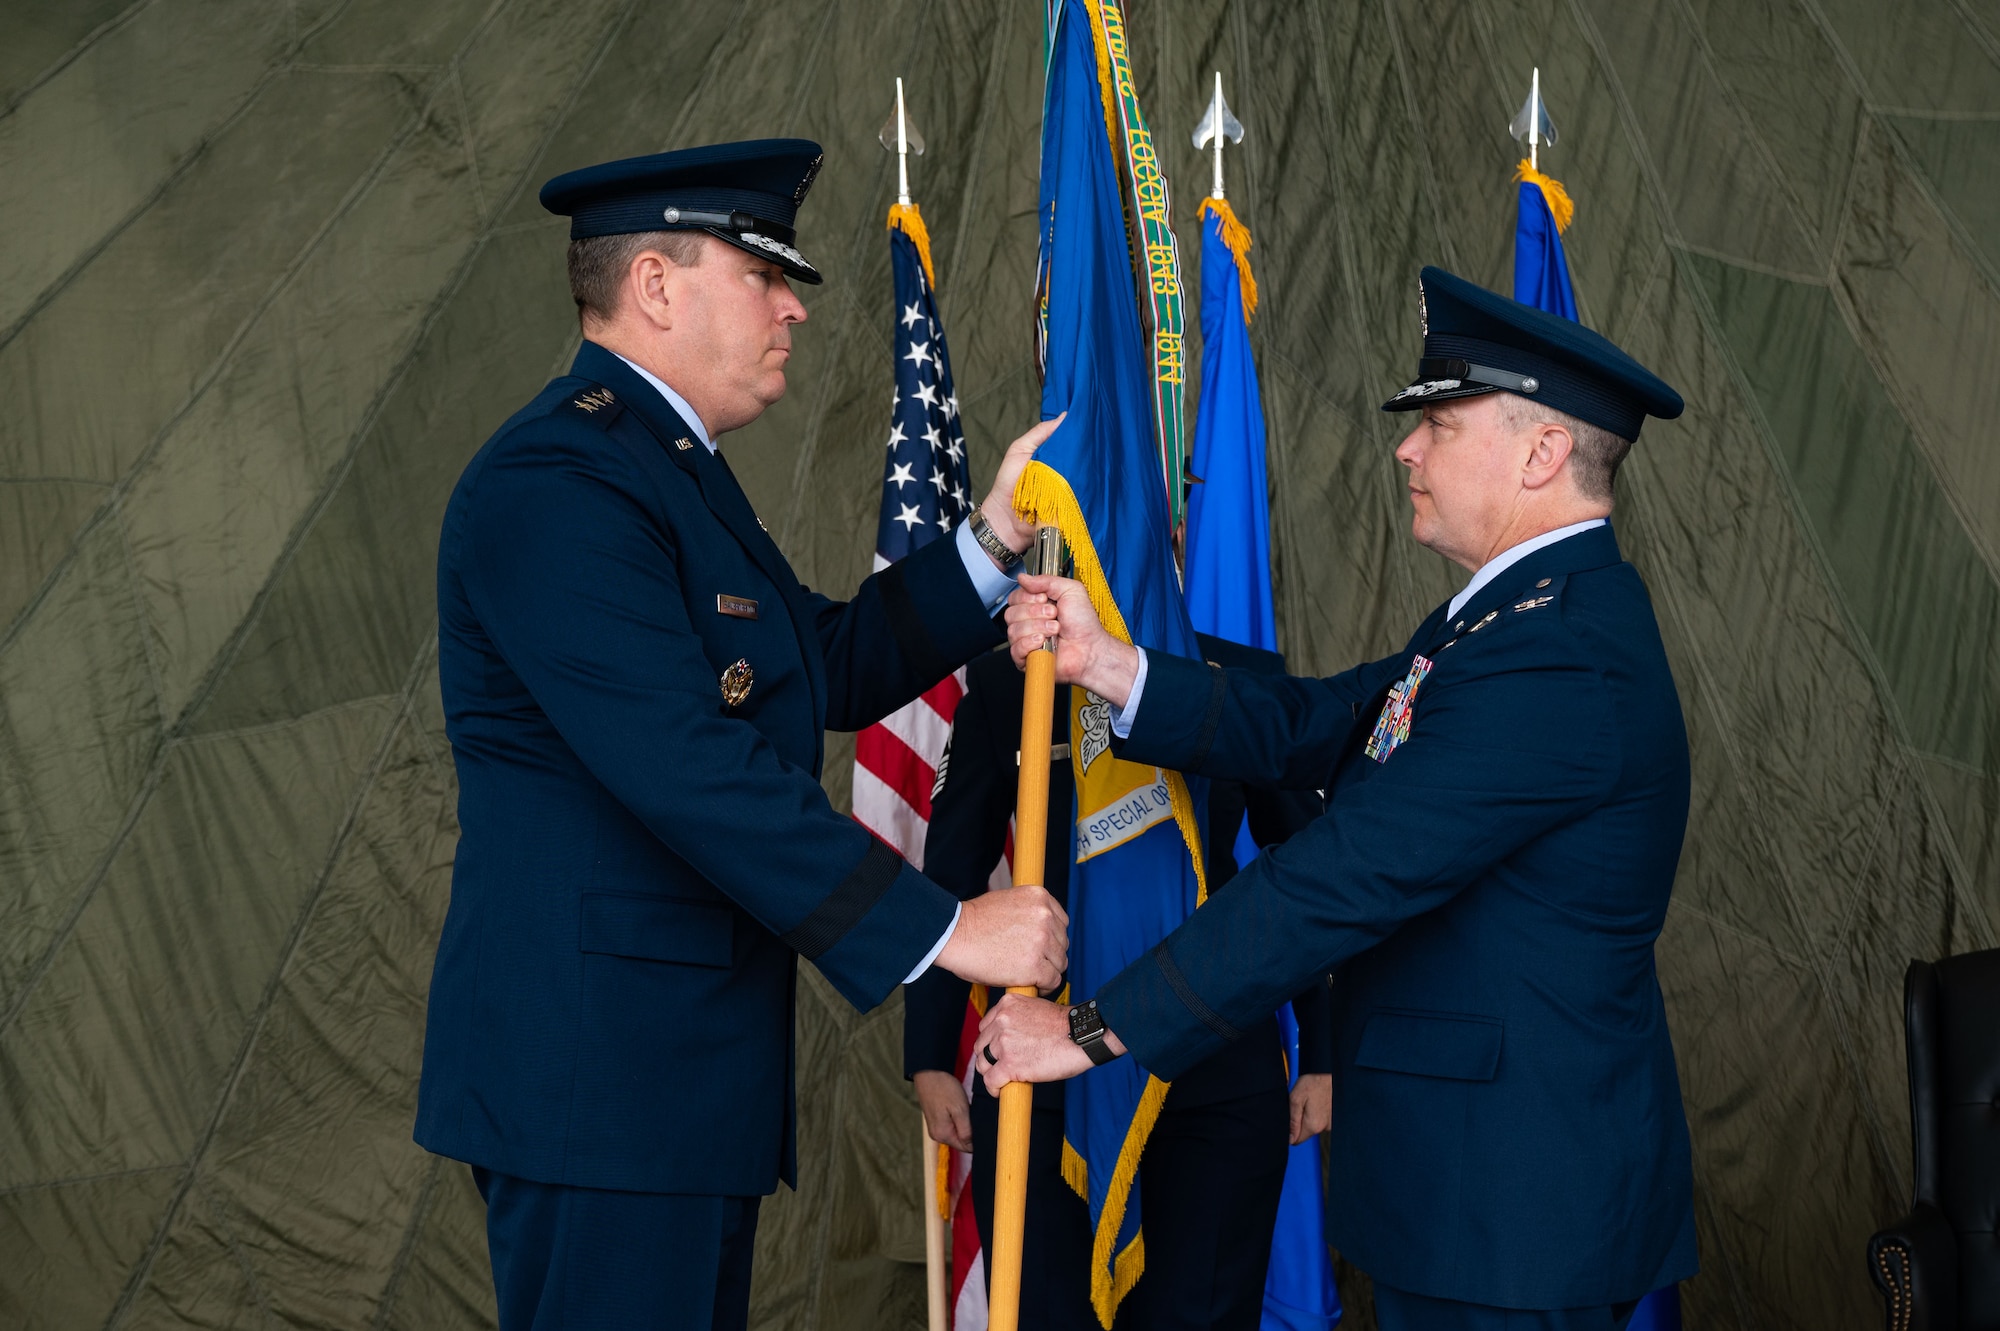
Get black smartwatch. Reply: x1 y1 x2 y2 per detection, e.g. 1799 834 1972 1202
1068 999 1117 1066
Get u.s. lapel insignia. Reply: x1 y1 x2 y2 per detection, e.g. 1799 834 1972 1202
1514 595 1554 612
674 436 695 452
1364 653 1434 763
720 659 754 708
572 387 616 413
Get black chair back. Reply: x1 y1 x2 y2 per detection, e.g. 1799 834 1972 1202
1906 950 2000 1326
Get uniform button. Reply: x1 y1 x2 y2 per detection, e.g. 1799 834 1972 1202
1536 578 1551 588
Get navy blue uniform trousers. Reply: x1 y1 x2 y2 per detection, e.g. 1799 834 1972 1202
475 1167 760 1331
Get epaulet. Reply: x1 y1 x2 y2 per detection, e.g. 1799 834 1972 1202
1507 571 1570 616
554 382 624 429
1438 573 1572 653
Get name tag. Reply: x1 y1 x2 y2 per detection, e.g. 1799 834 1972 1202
716 594 759 620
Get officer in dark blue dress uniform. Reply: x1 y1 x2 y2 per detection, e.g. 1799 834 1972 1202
415 140 1070 1331
905 640 1333 1330
977 268 1697 1331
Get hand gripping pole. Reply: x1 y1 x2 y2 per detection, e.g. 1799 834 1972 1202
986 525 1063 1331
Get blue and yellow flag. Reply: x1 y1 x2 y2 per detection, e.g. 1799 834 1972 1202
1513 160 1577 319
1184 198 1343 1331
1018 0 1204 1322
1511 147 1686 1331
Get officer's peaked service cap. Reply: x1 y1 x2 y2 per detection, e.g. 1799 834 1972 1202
540 138 826 285
1383 266 1683 441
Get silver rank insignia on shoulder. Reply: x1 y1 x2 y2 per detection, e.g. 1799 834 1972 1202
1467 610 1498 632
573 387 616 413
1514 596 1555 612
720 658 754 708
674 436 694 451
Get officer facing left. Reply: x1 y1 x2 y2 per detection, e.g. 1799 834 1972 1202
416 139 1066 1331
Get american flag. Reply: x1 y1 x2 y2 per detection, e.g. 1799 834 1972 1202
851 218 973 869
853 213 989 1331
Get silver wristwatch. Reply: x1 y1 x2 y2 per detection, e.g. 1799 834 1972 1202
969 509 1025 573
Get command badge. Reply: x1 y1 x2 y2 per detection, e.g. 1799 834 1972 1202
1364 653 1433 763
720 659 754 708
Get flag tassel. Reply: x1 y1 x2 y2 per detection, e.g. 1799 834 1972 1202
1512 159 1575 233
1197 197 1258 322
887 201 938 288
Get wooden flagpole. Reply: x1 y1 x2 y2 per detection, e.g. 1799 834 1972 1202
922 1121 948 1331
986 524 1063 1331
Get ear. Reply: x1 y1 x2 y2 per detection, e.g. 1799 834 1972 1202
627 250 674 332
1519 419 1575 492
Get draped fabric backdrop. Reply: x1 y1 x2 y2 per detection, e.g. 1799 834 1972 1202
1 2 1996 1328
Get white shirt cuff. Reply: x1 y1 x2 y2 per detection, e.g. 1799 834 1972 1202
1107 647 1149 739
904 901 962 983
955 519 1019 613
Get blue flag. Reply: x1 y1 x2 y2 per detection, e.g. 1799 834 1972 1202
1512 163 1578 320
1185 198 1341 1331
1512 156 1683 1331
1020 1 1205 1323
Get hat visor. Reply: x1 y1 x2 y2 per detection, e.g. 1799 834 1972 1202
707 227 823 285
1380 377 1501 412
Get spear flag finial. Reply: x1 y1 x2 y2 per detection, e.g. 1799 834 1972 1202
1191 71 1243 200
878 76 926 206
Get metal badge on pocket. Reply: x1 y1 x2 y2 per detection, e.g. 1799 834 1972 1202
720 659 754 708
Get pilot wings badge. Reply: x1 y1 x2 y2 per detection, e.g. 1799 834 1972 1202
1364 653 1434 763
1076 691 1112 773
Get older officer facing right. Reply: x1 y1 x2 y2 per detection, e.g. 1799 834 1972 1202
978 267 1696 1331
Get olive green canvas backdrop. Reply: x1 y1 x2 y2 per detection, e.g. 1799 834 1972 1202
2 1 1996 1327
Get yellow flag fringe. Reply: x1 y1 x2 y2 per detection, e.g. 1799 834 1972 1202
1081 0 1122 174
1059 1077 1170 1327
886 200 937 289
1512 159 1575 233
1197 196 1258 323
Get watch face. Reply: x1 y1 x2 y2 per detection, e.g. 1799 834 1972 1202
1068 1002 1101 1041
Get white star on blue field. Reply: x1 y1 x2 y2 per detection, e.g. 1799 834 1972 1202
875 230 972 565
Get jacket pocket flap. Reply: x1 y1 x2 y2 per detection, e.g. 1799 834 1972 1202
580 893 733 968
1354 1009 1503 1081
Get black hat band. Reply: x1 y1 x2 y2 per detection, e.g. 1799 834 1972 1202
1417 356 1542 396
656 207 795 245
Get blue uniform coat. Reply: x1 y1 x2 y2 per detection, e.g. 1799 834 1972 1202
1094 524 1698 1309
416 342 1002 1197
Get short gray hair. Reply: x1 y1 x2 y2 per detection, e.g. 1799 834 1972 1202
1498 392 1633 502
566 230 706 322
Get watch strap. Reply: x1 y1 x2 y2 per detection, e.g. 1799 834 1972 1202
970 510 1024 572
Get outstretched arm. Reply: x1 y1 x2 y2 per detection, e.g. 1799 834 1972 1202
1004 573 1387 788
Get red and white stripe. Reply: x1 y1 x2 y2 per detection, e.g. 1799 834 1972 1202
852 671 964 869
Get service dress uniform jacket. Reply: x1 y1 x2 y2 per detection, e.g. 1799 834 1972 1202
417 340 1003 1198
1095 523 1698 1310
